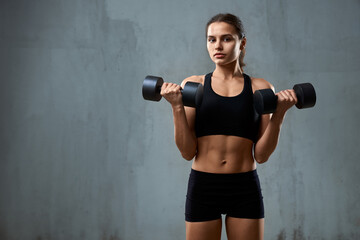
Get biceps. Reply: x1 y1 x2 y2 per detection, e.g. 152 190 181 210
257 114 271 139
184 107 196 132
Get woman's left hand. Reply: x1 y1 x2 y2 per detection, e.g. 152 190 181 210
275 89 298 115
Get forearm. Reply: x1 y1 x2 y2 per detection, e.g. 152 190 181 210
172 105 197 160
254 112 286 163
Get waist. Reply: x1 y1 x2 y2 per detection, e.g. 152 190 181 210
193 135 255 173
189 168 259 182
197 135 254 157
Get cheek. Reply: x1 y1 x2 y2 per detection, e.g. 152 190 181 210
226 43 238 54
226 44 241 60
207 45 212 57
233 43 241 54
207 45 214 56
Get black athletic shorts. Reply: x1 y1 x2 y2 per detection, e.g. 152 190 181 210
185 168 264 222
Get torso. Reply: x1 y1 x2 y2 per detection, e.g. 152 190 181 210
193 135 255 173
183 73 271 173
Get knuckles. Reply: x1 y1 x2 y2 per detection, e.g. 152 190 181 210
276 89 298 104
160 82 181 96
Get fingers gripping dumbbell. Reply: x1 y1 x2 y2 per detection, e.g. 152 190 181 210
142 75 204 108
253 83 316 114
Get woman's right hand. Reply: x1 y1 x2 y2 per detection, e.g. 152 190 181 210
275 89 298 115
160 82 183 107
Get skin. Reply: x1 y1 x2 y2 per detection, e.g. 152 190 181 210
161 21 297 240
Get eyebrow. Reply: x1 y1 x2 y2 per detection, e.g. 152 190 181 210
207 34 234 38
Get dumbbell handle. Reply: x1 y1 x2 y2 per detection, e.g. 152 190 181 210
152 84 184 94
142 75 203 108
143 76 184 100
151 83 199 107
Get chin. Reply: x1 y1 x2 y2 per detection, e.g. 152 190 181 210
212 58 226 63
214 60 231 66
214 58 237 66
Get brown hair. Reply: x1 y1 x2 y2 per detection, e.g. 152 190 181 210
206 13 246 71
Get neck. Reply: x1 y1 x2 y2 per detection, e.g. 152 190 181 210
213 61 243 80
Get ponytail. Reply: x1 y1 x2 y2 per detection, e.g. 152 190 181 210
239 48 246 72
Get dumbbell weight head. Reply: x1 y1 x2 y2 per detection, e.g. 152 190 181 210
253 89 277 115
182 82 204 108
142 75 164 101
293 83 316 109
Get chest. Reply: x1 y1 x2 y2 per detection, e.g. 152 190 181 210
198 92 254 121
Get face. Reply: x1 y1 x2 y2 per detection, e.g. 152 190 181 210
206 22 246 66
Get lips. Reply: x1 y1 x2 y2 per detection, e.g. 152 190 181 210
214 53 226 58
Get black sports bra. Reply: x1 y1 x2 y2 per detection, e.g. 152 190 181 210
195 72 260 142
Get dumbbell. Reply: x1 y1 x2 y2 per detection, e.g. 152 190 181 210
253 83 316 114
142 75 203 108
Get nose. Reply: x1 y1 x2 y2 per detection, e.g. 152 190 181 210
215 41 223 50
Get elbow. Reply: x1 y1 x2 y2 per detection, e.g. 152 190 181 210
254 144 274 164
254 151 270 164
255 156 269 164
181 151 196 161
180 146 197 161
177 141 197 161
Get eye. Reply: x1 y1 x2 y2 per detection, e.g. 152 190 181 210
224 37 232 42
208 38 215 43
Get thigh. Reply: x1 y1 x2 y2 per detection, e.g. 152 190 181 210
225 217 264 240
186 219 222 240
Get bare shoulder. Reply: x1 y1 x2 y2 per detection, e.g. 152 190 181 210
251 77 275 92
181 75 205 88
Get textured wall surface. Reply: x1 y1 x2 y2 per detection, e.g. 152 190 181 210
1 0 359 239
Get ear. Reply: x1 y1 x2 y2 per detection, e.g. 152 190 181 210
240 37 247 50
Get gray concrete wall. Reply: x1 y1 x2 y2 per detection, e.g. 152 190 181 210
0 0 359 239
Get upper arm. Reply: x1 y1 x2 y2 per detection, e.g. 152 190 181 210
251 77 274 140
180 75 204 133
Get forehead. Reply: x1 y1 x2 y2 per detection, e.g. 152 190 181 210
207 22 237 37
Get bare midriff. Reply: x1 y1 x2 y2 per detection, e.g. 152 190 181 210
192 135 256 174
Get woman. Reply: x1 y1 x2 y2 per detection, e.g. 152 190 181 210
160 13 297 240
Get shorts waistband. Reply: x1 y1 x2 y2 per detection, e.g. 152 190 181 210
190 168 258 181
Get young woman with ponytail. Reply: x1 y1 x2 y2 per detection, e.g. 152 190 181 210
160 13 297 240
